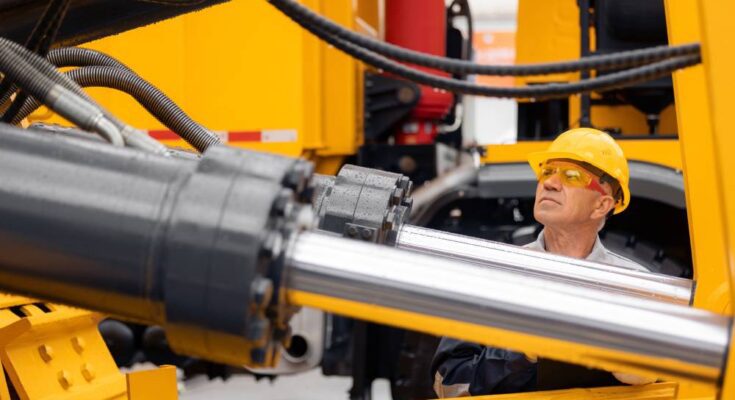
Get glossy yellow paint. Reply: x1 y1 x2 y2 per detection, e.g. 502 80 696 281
482 140 682 171
691 0 735 398
287 290 717 385
568 100 679 136
11 0 734 398
456 382 677 400
517 0 677 136
28 0 370 170
665 0 731 317
126 366 177 400
0 296 127 400
515 0 580 86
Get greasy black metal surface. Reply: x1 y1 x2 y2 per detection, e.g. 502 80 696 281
577 0 591 128
358 143 458 186
0 124 195 318
594 0 673 129
517 99 570 140
0 123 305 364
162 144 295 343
314 164 412 244
363 72 420 141
0 0 228 47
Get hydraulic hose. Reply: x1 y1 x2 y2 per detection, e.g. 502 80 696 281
0 39 168 153
0 0 70 123
1 39 95 105
269 0 700 77
14 66 221 152
0 38 124 145
284 18 700 100
47 47 132 70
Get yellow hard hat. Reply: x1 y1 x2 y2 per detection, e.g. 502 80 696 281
527 128 630 214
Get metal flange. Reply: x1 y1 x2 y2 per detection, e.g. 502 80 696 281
313 165 413 245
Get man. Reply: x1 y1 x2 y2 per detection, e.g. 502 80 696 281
431 128 654 397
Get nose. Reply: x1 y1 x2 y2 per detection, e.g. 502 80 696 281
542 173 562 191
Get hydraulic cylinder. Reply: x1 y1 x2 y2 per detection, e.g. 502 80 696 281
0 125 727 385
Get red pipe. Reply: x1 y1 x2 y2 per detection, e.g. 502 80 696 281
385 0 454 145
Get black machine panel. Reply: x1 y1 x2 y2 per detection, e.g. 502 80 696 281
0 0 227 46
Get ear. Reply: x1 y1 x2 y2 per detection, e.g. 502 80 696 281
590 195 616 220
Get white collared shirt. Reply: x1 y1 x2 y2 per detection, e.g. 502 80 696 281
524 230 650 272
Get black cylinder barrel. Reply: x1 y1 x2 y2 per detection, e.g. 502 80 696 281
0 124 308 366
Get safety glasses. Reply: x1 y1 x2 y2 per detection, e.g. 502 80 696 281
538 162 609 196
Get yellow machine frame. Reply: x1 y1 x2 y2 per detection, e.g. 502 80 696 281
10 0 735 399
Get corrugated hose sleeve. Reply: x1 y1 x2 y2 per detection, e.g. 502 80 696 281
13 66 220 152
279 14 700 100
269 0 700 77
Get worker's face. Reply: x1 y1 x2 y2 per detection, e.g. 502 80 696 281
533 160 616 228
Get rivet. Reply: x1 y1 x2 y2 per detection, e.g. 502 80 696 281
81 363 95 381
346 225 359 237
72 336 86 353
58 370 73 389
38 344 54 362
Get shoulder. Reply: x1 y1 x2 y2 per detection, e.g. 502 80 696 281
602 250 650 272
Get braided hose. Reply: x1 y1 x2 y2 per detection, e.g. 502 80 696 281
0 47 116 112
48 47 131 70
269 0 700 77
1 39 94 102
281 15 700 100
0 38 124 145
14 66 220 152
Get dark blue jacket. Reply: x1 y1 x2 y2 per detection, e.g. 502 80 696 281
431 338 537 397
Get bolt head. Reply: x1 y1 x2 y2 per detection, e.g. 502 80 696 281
285 162 314 193
58 370 73 389
71 336 86 353
397 87 416 104
384 211 396 230
273 189 295 217
251 278 274 308
246 319 270 341
391 188 404 205
81 363 95 381
250 347 267 364
346 225 359 237
38 344 54 362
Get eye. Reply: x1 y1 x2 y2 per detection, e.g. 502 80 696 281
540 167 555 178
564 169 582 182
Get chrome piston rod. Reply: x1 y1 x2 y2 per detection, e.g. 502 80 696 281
394 225 693 304
286 231 728 385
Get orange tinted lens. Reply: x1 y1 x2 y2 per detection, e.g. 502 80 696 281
559 167 592 187
539 166 557 180
539 164 593 187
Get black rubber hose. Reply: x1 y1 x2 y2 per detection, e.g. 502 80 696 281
0 0 69 102
0 45 59 101
0 38 124 145
13 66 220 152
279 18 700 99
1 0 70 122
269 0 700 77
47 47 131 70
1 38 97 104
44 47 219 152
